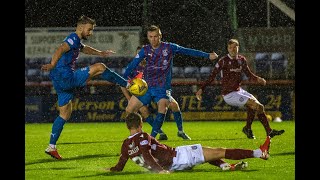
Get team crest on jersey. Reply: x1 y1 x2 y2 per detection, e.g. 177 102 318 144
163 60 168 66
162 49 168 56
67 38 74 45
129 142 135 149
140 140 148 146
239 97 244 102
191 145 198 150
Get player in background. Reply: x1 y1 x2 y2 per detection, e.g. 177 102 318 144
196 39 285 139
105 113 271 173
123 25 218 139
121 46 191 140
41 15 130 159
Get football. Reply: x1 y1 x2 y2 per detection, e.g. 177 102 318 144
128 78 148 96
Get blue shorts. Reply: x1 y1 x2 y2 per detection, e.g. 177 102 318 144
137 87 169 106
52 67 90 106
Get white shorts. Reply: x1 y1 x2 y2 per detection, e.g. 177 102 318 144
169 144 205 171
223 88 257 107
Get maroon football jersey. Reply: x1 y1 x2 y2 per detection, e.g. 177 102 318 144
201 54 259 95
110 132 176 172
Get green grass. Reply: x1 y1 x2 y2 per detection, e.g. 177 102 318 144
25 121 295 180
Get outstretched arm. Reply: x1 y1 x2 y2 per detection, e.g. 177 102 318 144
140 148 167 173
242 60 266 86
123 49 145 79
108 144 129 172
81 45 116 57
41 42 70 71
138 136 167 173
196 59 222 100
209 52 219 61
171 43 218 60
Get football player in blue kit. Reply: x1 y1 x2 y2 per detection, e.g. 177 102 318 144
41 15 130 159
123 25 219 139
121 46 192 140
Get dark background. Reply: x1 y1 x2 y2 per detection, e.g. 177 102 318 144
23 0 309 178
25 0 295 66
25 0 295 28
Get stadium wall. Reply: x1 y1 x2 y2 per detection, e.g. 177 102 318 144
25 82 294 123
25 27 295 123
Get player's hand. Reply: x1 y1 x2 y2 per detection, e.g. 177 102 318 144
209 52 219 61
257 77 266 86
158 170 171 174
127 77 133 86
100 50 116 57
41 64 54 72
134 71 143 79
196 89 203 101
126 77 136 89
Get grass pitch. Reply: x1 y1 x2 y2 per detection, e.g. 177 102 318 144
25 120 295 179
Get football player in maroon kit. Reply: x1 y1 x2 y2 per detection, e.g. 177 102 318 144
196 39 285 139
105 113 271 173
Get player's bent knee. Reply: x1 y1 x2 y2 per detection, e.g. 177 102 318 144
125 107 135 114
59 109 72 120
99 62 107 69
256 104 265 113
90 63 107 74
246 99 263 112
98 63 107 72
59 114 71 121
169 102 180 111
139 107 150 118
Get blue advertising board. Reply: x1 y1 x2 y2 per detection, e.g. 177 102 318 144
25 85 294 123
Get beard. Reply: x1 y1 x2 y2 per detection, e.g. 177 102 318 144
81 32 89 40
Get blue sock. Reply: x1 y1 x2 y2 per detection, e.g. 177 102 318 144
145 115 164 134
145 115 154 126
173 111 183 132
49 116 66 145
151 113 165 137
101 68 127 87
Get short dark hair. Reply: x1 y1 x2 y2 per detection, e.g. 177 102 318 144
77 15 96 26
125 113 142 129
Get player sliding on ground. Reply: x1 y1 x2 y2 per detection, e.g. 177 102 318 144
105 112 271 173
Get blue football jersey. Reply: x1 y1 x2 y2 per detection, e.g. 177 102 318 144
124 42 209 89
49 32 84 80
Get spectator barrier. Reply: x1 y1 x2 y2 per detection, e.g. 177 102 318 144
25 80 294 123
